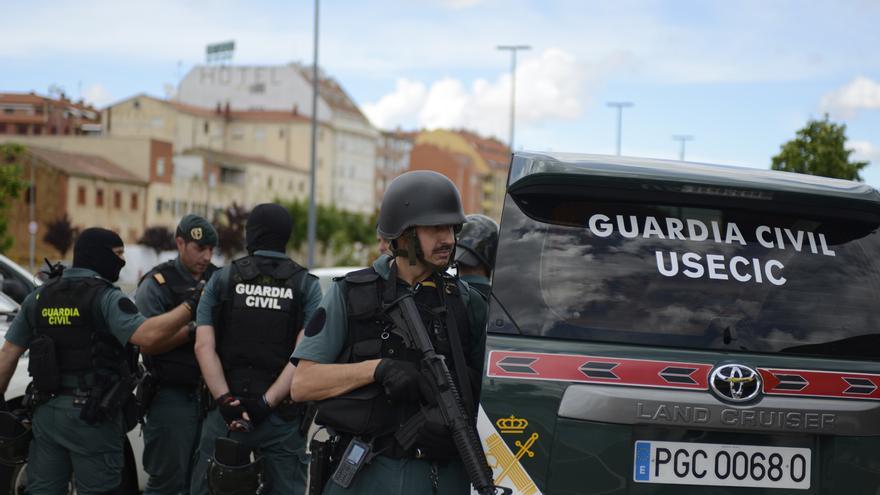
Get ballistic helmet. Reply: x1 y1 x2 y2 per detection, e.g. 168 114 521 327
207 438 264 495
0 412 31 465
377 171 466 240
454 214 499 270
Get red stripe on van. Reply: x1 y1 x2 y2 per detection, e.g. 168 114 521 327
760 368 880 400
487 350 711 390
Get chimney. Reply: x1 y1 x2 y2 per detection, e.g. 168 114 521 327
215 102 222 114
224 102 230 119
292 105 299 116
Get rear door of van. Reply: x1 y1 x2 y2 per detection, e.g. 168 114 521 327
479 173 880 494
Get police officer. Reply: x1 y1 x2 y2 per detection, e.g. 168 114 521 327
135 214 219 495
190 203 322 495
291 170 488 495
453 214 499 299
0 227 198 494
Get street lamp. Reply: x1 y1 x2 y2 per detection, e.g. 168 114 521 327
606 101 633 156
673 135 694 161
307 0 320 268
497 45 530 152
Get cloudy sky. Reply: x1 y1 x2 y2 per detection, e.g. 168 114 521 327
4 0 880 184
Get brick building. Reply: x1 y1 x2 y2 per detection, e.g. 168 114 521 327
0 92 101 136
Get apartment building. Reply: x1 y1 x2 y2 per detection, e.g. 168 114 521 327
0 92 101 136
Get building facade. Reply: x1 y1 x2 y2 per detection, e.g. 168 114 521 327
4 145 146 265
0 92 101 136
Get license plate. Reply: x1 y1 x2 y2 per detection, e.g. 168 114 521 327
633 440 811 490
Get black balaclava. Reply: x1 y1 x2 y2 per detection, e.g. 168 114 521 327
246 203 292 254
73 227 126 282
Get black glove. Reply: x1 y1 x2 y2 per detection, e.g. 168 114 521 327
240 395 273 427
217 393 247 427
374 359 425 403
183 280 206 317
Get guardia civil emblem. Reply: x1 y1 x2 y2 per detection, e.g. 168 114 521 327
191 227 203 240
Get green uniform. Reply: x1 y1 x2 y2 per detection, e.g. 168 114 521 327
190 250 322 495
291 255 488 495
459 273 490 300
135 256 208 495
5 268 145 495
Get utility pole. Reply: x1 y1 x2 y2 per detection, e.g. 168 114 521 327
307 0 320 269
28 158 35 273
497 45 530 152
673 135 694 161
606 101 633 156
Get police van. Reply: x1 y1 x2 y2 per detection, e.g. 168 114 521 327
477 152 880 494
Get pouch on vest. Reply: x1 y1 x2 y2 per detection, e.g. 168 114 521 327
28 335 60 393
315 383 397 436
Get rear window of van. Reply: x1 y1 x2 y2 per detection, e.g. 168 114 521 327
491 192 880 359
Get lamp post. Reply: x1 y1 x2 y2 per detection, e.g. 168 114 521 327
306 0 320 268
673 135 694 161
606 101 633 156
497 45 530 152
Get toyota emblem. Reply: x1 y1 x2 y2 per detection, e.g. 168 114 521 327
710 364 762 403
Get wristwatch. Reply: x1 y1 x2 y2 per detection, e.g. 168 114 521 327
187 321 197 342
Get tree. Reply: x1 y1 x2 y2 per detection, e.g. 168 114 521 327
138 226 176 255
0 144 25 253
43 214 77 258
214 203 249 259
771 115 869 181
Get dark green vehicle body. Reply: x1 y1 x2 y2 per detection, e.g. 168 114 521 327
480 152 880 494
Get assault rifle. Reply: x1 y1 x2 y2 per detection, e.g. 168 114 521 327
386 293 510 495
43 258 65 279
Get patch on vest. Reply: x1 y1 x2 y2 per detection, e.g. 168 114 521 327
234 283 294 310
40 307 81 325
305 308 326 337
118 297 139 314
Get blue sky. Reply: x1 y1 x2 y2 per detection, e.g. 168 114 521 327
4 0 880 184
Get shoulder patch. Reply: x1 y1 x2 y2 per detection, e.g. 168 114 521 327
118 297 139 315
153 273 166 285
304 308 326 337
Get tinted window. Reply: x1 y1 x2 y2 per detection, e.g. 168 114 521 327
492 192 880 359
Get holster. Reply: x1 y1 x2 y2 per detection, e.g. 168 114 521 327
307 437 334 495
28 335 60 393
134 370 159 422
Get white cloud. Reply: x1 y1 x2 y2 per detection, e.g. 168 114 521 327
820 76 880 118
367 48 590 140
362 79 427 129
848 140 880 164
82 84 114 108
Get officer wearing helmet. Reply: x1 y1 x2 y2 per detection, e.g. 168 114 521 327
454 214 499 299
135 214 219 495
292 170 488 494
0 228 199 493
189 203 322 495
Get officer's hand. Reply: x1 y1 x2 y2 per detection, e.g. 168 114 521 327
240 395 272 427
373 359 423 403
183 280 206 317
217 393 248 429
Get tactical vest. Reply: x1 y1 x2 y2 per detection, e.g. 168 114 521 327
32 276 126 382
335 267 474 444
215 255 306 397
139 260 219 388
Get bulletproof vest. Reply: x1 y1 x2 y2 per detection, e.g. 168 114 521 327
32 276 124 375
341 267 473 414
468 281 490 300
216 256 306 396
140 260 219 388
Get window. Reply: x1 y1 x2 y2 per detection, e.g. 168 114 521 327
155 198 162 214
156 158 166 177
254 127 266 141
113 191 122 209
268 176 273 188
95 188 104 207
279 128 285 139
492 193 880 360
77 186 86 205
130 193 138 210
204 121 209 135
16 124 27 134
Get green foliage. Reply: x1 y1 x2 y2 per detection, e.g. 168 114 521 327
0 144 25 253
771 115 869 181
281 198 377 265
214 203 250 259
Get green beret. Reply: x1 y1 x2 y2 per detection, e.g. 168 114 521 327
176 214 218 247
